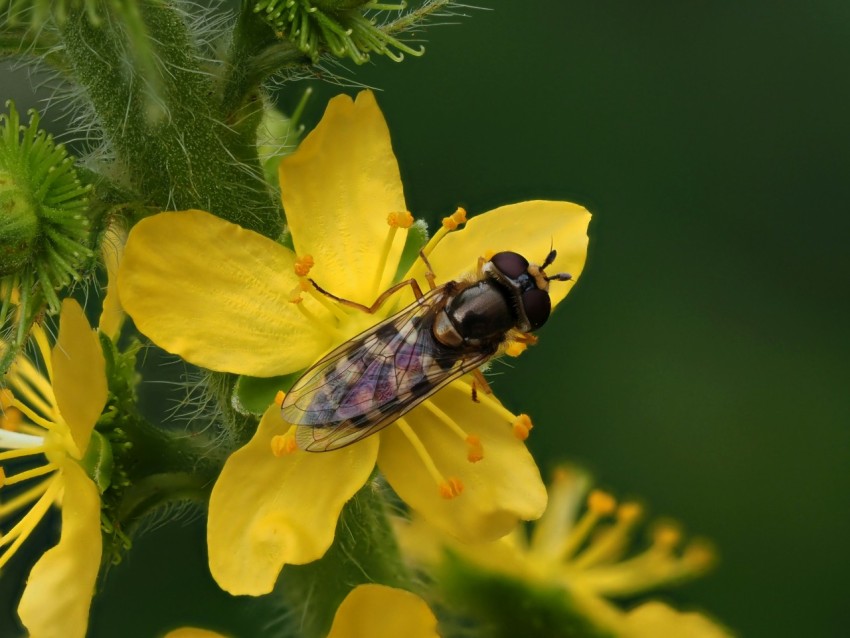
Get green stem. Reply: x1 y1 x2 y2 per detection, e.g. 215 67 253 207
278 479 414 638
59 4 281 238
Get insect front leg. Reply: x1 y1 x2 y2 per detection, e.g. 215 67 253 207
309 277 426 314
417 249 438 291
470 369 493 403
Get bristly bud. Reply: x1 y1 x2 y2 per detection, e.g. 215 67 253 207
252 0 425 65
0 102 94 371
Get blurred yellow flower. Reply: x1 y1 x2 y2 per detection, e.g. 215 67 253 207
117 90 591 595
164 583 439 638
0 298 108 638
398 465 732 638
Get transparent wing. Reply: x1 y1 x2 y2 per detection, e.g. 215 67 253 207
281 287 495 452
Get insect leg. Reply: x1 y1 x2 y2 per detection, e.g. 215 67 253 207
309 278 426 314
417 249 438 290
470 369 493 402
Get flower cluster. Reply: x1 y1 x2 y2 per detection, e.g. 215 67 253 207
0 75 727 637
117 90 592 596
0 299 107 638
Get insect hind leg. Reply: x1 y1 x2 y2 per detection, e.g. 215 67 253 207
309 277 426 314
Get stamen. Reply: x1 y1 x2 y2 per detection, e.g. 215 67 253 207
0 444 46 460
466 435 484 463
306 282 350 323
270 428 299 457
294 254 315 277
572 501 644 569
682 539 716 571
7 398 57 433
421 207 468 258
0 477 52 517
396 418 463 499
372 211 413 295
8 357 56 417
274 391 286 407
556 490 616 562
0 477 61 570
387 211 414 229
2 461 58 486
439 477 464 499
288 283 303 303
442 207 467 230
651 522 681 551
419 400 467 440
512 414 533 440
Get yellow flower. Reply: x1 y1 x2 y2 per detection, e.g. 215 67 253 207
0 298 108 638
117 90 591 595
398 465 731 638
164 583 439 638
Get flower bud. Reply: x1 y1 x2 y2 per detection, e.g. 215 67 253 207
0 174 38 275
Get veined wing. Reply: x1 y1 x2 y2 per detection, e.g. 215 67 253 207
280 286 495 451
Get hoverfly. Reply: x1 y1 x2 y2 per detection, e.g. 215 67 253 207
282 249 572 452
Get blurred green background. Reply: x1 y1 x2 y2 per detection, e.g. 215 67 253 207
2 1 849 636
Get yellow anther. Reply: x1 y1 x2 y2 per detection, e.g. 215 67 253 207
0 467 5 488
274 391 286 407
270 433 298 457
512 413 533 440
441 206 468 230
505 341 527 357
288 284 304 304
439 477 464 499
683 539 716 569
294 254 315 277
652 522 681 549
466 434 484 463
617 501 643 523
587 489 617 516
387 211 414 229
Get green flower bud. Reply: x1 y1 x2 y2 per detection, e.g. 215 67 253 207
0 175 38 275
253 0 424 64
0 101 94 372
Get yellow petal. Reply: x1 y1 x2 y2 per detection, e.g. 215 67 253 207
17 461 102 638
409 201 592 308
280 91 408 305
99 221 127 339
327 584 440 638
623 601 734 638
118 210 332 377
52 299 107 458
378 380 547 543
163 629 230 638
207 405 378 595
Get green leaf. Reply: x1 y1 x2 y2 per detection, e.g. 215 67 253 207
233 372 301 416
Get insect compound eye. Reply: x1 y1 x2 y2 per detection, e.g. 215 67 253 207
490 251 529 280
521 288 551 331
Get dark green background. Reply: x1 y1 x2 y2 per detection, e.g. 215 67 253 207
2 2 849 637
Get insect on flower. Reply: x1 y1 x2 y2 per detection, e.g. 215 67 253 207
282 249 573 452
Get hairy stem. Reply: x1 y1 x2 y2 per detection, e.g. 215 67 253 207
59 3 281 238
